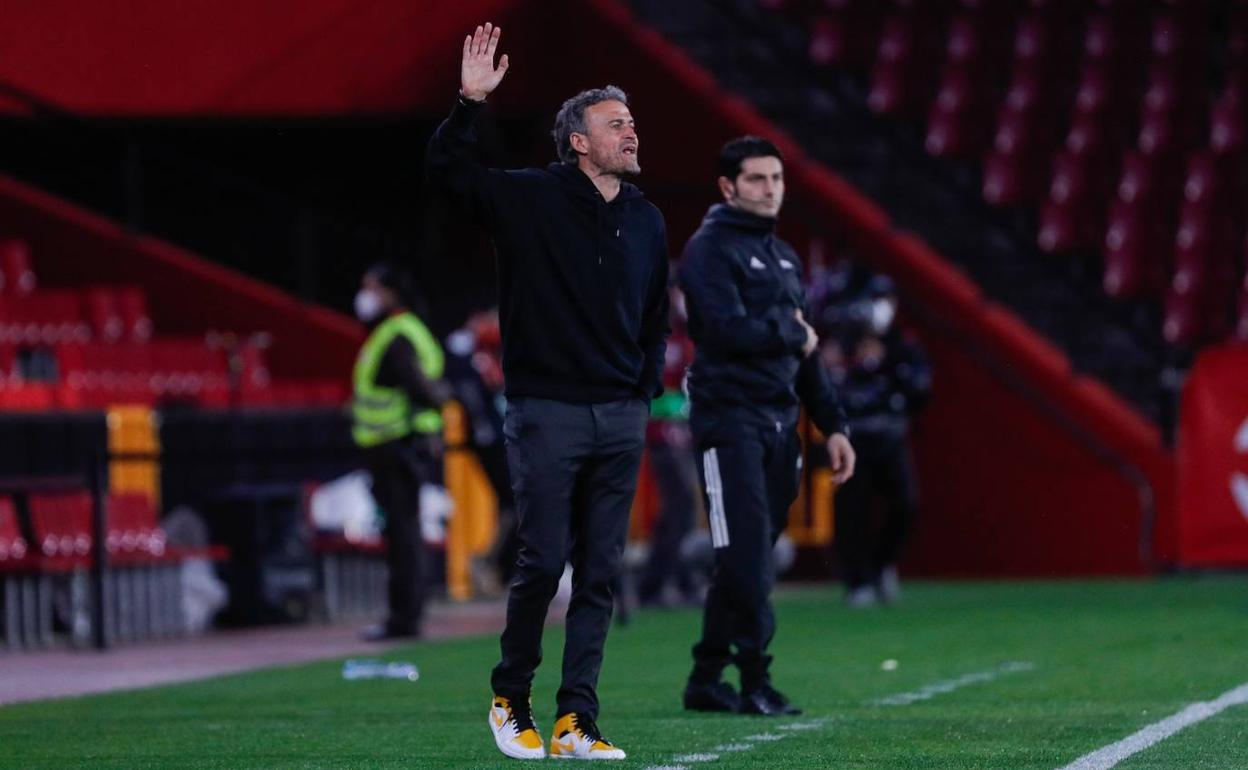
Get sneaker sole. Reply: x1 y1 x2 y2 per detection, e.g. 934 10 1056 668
489 717 546 760
550 752 627 760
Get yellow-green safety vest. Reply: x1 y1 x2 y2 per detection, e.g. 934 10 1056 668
352 312 445 448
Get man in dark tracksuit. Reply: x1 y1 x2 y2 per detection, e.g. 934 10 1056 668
351 263 451 642
426 23 668 761
679 137 856 716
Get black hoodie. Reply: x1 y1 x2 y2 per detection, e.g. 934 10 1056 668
426 96 669 403
678 204 848 437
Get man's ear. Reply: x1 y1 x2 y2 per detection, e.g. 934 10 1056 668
569 132 590 157
717 176 736 203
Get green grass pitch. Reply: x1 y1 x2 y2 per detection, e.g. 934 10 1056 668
2 578 1246 769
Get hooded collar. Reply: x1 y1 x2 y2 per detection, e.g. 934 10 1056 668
701 202 777 234
548 162 644 204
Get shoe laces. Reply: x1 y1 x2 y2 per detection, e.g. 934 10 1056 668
505 697 537 734
570 713 610 746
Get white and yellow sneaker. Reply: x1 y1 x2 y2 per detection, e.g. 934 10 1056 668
549 712 626 760
489 695 545 760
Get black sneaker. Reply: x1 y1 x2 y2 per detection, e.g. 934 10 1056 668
739 684 802 716
683 680 742 712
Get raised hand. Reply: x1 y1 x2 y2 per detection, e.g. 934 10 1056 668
461 22 509 102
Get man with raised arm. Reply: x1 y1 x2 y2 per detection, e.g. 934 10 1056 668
426 22 669 761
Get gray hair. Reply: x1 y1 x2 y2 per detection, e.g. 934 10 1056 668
551 85 630 164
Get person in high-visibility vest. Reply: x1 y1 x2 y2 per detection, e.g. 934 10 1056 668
352 262 450 642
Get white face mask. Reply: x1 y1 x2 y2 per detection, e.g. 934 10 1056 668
869 299 896 335
354 289 384 322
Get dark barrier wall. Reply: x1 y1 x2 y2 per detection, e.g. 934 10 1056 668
0 0 523 115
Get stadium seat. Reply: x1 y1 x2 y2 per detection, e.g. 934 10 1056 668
807 0 884 70
1103 198 1170 300
868 11 943 117
0 496 29 565
1210 93 1247 155
83 287 126 344
926 70 995 158
0 290 91 346
1163 195 1239 346
1038 151 1114 254
982 92 1059 206
115 287 153 343
0 240 36 296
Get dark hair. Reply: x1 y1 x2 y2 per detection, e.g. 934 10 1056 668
552 85 630 164
364 261 415 307
718 136 783 181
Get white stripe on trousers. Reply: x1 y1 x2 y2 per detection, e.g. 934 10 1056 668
703 448 729 548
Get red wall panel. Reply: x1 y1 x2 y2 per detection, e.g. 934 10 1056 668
0 0 521 115
1177 345 1248 566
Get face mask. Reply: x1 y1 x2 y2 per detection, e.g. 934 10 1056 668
446 329 476 357
870 299 896 335
354 289 383 323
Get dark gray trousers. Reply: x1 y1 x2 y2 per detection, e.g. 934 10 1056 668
490 396 648 719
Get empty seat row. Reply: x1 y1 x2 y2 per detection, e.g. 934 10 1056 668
778 0 1248 349
0 286 151 346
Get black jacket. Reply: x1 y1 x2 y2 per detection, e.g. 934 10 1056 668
834 330 931 438
426 96 669 403
678 204 848 437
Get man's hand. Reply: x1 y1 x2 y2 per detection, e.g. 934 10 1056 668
461 22 509 102
795 309 818 357
827 432 856 485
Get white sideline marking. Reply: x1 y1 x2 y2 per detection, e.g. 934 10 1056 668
871 661 1035 706
672 753 719 762
1057 681 1248 770
644 766 689 770
777 719 829 731
744 732 788 741
713 743 754 752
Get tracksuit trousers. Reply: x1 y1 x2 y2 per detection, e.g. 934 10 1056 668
689 417 801 692
490 396 649 719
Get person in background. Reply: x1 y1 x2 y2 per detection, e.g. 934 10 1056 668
678 136 855 717
443 309 515 594
823 274 931 607
638 282 700 608
351 262 451 641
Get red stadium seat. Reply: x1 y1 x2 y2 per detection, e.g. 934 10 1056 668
868 12 943 117
1138 107 1199 162
1038 151 1115 253
1103 198 1170 299
926 67 996 158
115 287 153 343
1210 94 1247 155
1163 187 1240 345
0 496 29 565
28 491 93 570
808 1 884 70
0 290 89 345
0 240 35 296
83 287 126 343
